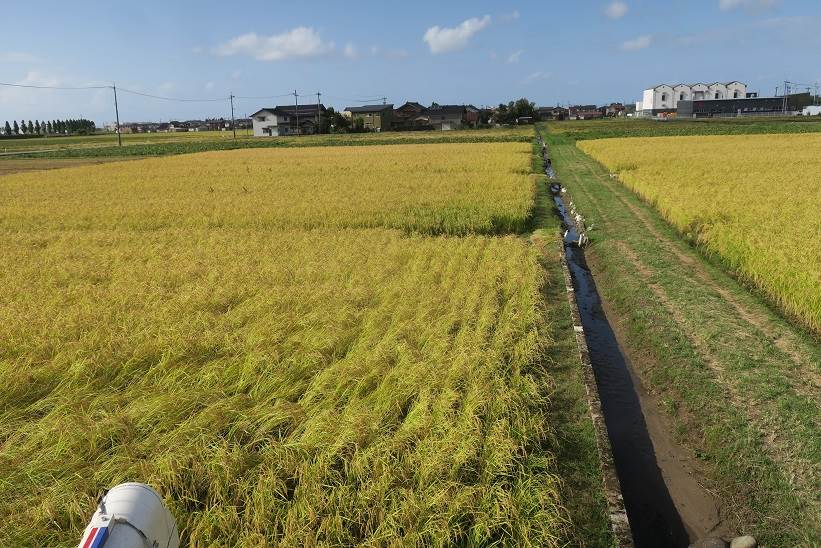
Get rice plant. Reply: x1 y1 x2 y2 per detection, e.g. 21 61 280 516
579 133 821 333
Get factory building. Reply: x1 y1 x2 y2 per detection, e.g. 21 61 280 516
636 82 747 116
677 92 814 118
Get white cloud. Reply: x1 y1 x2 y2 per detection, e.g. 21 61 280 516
522 71 551 85
502 10 520 21
216 27 334 61
158 82 176 93
0 52 40 63
507 49 524 64
621 34 652 51
205 81 215 91
423 15 491 54
605 1 628 19
719 0 778 11
231 70 242 80
343 43 358 59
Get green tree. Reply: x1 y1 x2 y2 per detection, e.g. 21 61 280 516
13 120 20 135
35 120 41 134
3 121 10 136
27 120 34 134
326 107 350 133
46 121 53 134
510 97 536 120
351 116 366 133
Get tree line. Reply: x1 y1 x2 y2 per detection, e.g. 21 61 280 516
1 118 96 137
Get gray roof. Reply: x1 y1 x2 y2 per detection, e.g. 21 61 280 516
345 104 393 113
251 104 326 117
428 104 466 114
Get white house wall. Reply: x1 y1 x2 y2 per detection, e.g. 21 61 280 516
726 82 747 99
252 111 282 137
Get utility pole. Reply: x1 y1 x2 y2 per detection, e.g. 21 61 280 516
112 83 122 147
382 96 387 105
783 80 789 115
229 93 236 140
316 91 322 133
294 90 299 136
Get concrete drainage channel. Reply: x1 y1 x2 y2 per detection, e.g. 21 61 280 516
538 135 757 548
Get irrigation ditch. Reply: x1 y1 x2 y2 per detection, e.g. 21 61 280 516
537 133 738 548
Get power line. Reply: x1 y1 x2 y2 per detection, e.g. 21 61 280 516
0 81 109 90
233 93 295 100
323 94 388 104
116 87 226 102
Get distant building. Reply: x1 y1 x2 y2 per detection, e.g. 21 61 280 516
569 105 602 120
678 92 813 118
636 82 747 116
537 106 568 121
344 104 394 131
250 104 327 136
464 105 480 127
167 121 190 132
392 101 430 130
604 103 626 117
803 105 821 116
427 105 472 130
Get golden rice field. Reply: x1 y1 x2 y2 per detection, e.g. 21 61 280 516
0 143 533 235
578 133 821 333
0 143 568 546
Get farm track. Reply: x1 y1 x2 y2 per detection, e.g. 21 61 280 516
549 136 820 545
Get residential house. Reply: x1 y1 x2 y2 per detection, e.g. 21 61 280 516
604 103 626 117
464 105 480 127
251 104 327 136
427 105 471 130
392 101 430 131
569 105 603 120
536 106 568 121
344 104 394 131
167 121 189 132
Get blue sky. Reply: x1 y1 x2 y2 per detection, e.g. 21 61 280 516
1 0 819 124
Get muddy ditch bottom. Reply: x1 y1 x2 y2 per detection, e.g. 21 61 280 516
553 195 726 547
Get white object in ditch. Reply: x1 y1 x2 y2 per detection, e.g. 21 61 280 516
77 482 179 548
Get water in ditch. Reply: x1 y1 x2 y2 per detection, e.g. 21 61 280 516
554 195 691 547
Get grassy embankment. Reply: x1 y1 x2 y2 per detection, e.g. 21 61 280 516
0 139 612 546
543 123 820 545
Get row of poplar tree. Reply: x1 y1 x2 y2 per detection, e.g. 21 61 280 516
2 118 96 137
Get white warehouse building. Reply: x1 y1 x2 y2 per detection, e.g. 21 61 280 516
636 82 747 116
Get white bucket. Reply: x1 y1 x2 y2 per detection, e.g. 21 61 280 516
77 482 179 548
